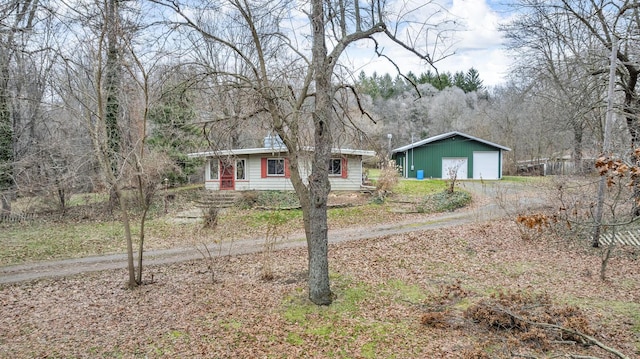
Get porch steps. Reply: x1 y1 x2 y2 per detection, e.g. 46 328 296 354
195 191 240 209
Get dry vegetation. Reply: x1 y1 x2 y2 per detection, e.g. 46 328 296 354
1 178 639 358
0 183 456 266
1 218 639 358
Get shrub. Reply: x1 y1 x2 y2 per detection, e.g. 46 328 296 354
237 191 260 209
417 190 472 213
375 161 401 201
202 206 219 229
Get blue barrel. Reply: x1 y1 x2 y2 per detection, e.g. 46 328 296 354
416 170 424 180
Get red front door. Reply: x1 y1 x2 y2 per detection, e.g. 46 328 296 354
220 160 235 190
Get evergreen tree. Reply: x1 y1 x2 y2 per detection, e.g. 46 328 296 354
147 85 203 185
417 70 436 85
356 68 485 99
356 71 380 98
378 73 395 99
434 72 452 90
453 71 466 90
464 68 484 93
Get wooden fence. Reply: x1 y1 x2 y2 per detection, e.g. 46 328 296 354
600 230 640 246
0 212 37 223
517 158 596 176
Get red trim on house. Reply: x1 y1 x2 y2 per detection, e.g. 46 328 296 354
341 157 348 178
285 158 291 178
261 158 267 178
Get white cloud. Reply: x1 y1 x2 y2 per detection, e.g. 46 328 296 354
344 0 513 87
450 0 502 49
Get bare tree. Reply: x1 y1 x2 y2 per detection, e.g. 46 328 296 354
0 0 49 212
153 0 453 304
503 0 616 173
53 0 174 287
507 0 640 209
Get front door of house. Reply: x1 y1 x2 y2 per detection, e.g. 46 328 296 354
220 160 235 190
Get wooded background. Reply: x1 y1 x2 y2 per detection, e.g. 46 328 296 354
1 0 637 211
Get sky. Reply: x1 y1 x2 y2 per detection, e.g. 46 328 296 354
344 0 515 88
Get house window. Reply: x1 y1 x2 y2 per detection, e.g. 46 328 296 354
209 160 219 180
267 158 285 176
236 159 246 180
329 158 342 176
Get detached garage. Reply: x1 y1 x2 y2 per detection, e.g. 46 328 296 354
392 131 511 180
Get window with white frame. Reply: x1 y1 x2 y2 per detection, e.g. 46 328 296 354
267 158 285 176
328 158 342 176
236 159 246 180
209 160 219 180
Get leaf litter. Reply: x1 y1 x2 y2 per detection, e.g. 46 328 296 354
1 217 639 358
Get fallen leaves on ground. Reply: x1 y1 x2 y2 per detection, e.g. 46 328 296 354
1 219 639 358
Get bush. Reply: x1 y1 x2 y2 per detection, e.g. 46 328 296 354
237 191 260 209
375 161 401 201
202 206 219 229
417 190 472 213
237 191 300 209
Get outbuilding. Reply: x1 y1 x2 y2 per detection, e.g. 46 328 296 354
392 131 511 180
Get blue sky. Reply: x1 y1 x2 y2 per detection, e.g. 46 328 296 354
344 0 514 87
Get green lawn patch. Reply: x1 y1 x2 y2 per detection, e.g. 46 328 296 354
1 221 126 265
280 275 413 358
394 179 448 196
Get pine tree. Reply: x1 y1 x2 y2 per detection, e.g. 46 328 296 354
147 86 203 184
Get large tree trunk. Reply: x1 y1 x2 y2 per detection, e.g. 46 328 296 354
626 106 640 217
623 69 640 217
306 130 333 305
307 0 333 305
105 0 121 179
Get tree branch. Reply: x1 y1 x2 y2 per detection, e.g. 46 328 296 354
491 304 630 359
338 84 375 124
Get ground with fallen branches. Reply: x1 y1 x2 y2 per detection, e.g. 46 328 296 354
1 218 638 358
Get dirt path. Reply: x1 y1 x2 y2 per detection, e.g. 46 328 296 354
0 181 545 285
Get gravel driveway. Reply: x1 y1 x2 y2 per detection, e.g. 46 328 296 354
0 180 549 285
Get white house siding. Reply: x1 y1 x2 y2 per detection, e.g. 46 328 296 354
246 156 295 191
204 155 365 191
329 157 364 190
204 180 220 191
233 181 251 191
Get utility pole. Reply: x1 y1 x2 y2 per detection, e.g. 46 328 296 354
592 35 618 248
387 133 393 163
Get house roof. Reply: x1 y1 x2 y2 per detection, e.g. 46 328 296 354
392 131 511 153
188 147 376 158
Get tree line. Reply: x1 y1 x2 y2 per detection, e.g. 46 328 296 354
356 68 484 100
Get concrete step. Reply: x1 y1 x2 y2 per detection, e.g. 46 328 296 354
195 191 240 208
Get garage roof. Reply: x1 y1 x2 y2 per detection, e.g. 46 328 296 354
392 131 511 153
